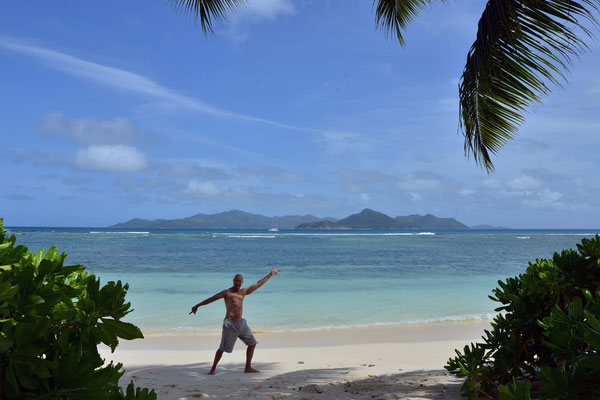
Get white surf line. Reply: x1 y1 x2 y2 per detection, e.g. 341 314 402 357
89 231 149 234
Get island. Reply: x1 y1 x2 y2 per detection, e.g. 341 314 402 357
296 209 469 230
110 208 482 230
109 210 337 229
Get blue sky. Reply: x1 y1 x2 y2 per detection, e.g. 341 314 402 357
1 1 599 228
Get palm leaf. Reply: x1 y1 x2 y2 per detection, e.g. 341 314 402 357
171 0 247 34
377 0 598 172
173 0 599 172
374 0 445 46
460 0 599 171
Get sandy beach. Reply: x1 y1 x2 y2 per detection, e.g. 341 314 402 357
100 320 489 399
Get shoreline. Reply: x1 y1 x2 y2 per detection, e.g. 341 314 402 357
101 319 488 399
137 316 495 338
131 318 491 349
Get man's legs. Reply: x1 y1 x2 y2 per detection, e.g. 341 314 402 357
245 344 259 373
209 349 224 375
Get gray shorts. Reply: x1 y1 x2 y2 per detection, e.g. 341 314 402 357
219 318 257 353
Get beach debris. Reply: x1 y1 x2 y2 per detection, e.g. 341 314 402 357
297 361 304 364
368 364 375 367
299 384 323 394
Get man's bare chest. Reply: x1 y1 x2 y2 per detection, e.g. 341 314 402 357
224 292 244 304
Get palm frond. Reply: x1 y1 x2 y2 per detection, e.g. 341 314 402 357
171 0 247 34
374 0 443 45
460 0 599 172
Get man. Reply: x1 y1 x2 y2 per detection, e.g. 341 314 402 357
189 268 280 374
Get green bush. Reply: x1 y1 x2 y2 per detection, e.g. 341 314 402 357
446 235 600 399
0 218 156 399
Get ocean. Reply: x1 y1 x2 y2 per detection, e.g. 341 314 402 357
6 227 599 335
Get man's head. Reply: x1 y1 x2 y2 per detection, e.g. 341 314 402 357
233 274 243 290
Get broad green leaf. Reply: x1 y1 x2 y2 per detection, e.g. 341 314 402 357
584 310 600 332
0 281 18 300
578 355 600 369
100 318 144 340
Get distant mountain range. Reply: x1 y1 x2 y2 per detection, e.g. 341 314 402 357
296 209 469 230
109 210 337 229
110 208 474 230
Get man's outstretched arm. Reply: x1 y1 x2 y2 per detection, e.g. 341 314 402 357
189 291 225 315
244 268 280 295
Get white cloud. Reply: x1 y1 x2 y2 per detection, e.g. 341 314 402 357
224 0 295 44
39 112 142 145
521 189 567 210
481 178 502 190
74 145 147 173
506 174 543 191
408 192 422 201
238 0 294 20
474 170 592 212
0 37 311 133
184 180 220 197
395 171 454 192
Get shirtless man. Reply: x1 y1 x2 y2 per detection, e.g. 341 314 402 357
189 268 280 374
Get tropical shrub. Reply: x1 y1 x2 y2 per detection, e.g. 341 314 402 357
446 234 600 399
0 218 156 399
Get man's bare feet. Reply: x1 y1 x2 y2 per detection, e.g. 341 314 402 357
208 370 216 375
244 367 260 373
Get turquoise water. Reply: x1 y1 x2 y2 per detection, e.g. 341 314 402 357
7 227 599 334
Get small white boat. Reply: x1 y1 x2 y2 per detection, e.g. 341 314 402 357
268 227 279 232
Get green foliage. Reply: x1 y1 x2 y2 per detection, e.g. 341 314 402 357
446 234 600 399
498 379 531 400
0 218 156 399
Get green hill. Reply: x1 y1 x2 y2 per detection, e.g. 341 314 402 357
296 209 469 230
337 209 403 229
111 209 470 230
395 214 468 229
109 210 335 229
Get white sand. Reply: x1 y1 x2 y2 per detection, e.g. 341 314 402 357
100 320 489 399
